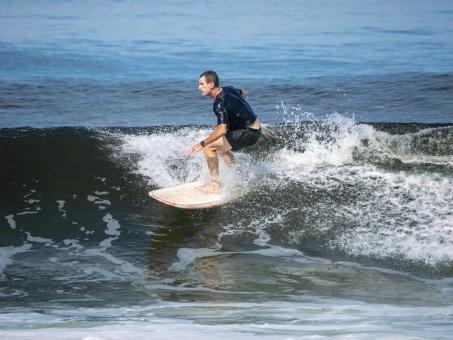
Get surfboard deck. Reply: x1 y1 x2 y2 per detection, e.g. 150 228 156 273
149 181 225 209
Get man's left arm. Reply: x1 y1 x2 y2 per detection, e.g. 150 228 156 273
237 88 247 97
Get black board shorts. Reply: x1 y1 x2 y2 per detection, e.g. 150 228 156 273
225 127 262 152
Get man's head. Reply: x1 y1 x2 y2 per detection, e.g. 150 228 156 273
200 70 219 87
199 70 220 97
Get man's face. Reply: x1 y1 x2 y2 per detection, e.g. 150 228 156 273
199 76 213 96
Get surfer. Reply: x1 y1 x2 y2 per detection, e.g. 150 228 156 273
187 70 261 194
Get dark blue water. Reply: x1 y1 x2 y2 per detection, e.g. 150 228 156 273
1 0 453 128
1 0 453 339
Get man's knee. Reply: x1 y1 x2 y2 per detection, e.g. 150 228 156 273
203 144 217 157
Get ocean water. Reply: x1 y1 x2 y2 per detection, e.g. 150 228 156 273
1 0 453 339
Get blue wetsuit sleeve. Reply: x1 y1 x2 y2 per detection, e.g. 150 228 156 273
214 100 229 125
213 86 254 129
215 87 241 124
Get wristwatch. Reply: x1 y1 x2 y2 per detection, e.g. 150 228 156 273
200 141 206 148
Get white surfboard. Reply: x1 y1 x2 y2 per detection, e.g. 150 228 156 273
149 181 227 209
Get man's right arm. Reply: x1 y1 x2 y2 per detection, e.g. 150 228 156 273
203 123 227 146
186 124 227 155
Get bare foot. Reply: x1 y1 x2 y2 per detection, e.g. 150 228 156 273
197 183 221 194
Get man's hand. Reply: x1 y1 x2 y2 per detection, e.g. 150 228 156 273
186 143 203 155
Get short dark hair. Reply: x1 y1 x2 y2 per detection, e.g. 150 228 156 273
200 70 219 87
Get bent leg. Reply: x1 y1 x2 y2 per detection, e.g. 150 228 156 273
198 136 232 194
202 146 220 192
220 151 234 165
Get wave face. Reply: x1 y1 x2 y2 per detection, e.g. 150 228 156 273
2 117 452 279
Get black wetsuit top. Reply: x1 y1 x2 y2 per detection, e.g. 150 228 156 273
213 86 257 131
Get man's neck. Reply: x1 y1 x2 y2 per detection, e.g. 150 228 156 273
210 87 222 99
